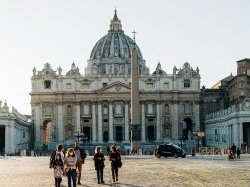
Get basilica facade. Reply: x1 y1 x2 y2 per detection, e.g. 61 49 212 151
31 11 201 149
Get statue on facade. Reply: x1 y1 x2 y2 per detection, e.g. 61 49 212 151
33 67 36 76
173 66 177 75
58 66 62 76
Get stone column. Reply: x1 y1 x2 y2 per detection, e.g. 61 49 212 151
10 124 15 154
5 125 10 154
109 101 114 142
141 101 145 142
171 101 179 140
194 101 200 131
57 102 64 143
98 101 103 142
75 102 81 131
35 103 41 145
125 101 129 142
239 122 243 146
92 102 97 142
156 101 161 141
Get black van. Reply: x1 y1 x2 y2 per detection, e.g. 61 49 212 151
155 143 186 158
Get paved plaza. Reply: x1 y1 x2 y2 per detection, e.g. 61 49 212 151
0 155 250 187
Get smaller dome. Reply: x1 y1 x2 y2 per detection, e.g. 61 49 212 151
66 62 80 76
153 62 166 75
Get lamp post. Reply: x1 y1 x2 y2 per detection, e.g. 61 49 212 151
74 128 85 144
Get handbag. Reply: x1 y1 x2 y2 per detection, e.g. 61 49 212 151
117 160 122 168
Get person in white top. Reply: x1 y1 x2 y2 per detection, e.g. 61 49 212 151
64 148 77 187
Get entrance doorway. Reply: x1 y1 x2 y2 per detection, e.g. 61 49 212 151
103 131 109 142
182 118 193 141
82 127 91 142
115 126 123 142
0 126 5 154
243 122 250 153
42 120 54 148
147 125 155 141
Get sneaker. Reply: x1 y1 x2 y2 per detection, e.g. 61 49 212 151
101 181 105 183
77 182 82 185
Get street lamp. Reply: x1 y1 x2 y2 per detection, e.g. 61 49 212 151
74 128 85 144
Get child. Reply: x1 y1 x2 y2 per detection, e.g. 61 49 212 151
64 148 77 187
52 153 64 187
93 146 105 184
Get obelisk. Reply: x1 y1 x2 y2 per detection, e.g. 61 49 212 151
130 31 141 151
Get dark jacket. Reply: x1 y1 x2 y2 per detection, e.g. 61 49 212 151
110 152 121 167
93 153 105 170
74 147 87 164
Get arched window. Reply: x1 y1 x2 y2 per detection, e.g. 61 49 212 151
44 105 52 116
147 103 153 114
103 105 108 115
184 102 192 114
67 105 72 115
115 103 122 115
83 104 90 115
165 104 169 115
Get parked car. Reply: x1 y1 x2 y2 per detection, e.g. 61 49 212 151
155 143 186 158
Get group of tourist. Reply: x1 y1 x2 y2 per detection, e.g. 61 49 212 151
49 143 122 187
227 143 241 160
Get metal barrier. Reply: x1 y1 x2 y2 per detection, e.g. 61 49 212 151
198 147 223 155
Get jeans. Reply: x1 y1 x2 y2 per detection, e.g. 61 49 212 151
66 169 76 187
111 165 118 181
96 168 104 182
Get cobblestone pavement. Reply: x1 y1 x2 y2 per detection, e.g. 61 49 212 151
0 155 250 187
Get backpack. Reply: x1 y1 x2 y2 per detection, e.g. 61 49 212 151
49 150 56 167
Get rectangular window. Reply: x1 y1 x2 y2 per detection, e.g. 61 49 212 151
164 83 169 89
82 83 90 89
103 83 107 88
147 104 153 114
184 80 190 88
44 80 51 89
146 83 154 88
66 83 72 89
83 104 90 115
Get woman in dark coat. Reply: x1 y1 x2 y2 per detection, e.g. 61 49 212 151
93 146 105 184
109 146 121 182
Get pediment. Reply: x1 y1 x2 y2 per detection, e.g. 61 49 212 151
96 81 131 93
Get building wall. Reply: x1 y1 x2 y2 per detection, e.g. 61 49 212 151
31 62 200 148
204 99 250 149
0 102 31 155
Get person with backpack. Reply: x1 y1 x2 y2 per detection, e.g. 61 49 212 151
52 152 64 187
49 144 65 186
50 144 64 168
74 143 87 185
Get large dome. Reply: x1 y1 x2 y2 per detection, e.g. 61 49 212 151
85 10 148 76
89 32 143 60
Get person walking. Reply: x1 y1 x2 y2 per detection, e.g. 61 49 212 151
106 145 110 156
93 146 105 184
109 145 121 183
50 144 65 186
74 143 87 185
237 147 241 159
52 152 64 187
231 143 236 159
50 144 64 168
64 148 77 187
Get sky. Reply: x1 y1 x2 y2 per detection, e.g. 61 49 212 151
0 0 250 115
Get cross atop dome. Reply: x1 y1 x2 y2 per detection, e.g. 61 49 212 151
109 9 123 32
